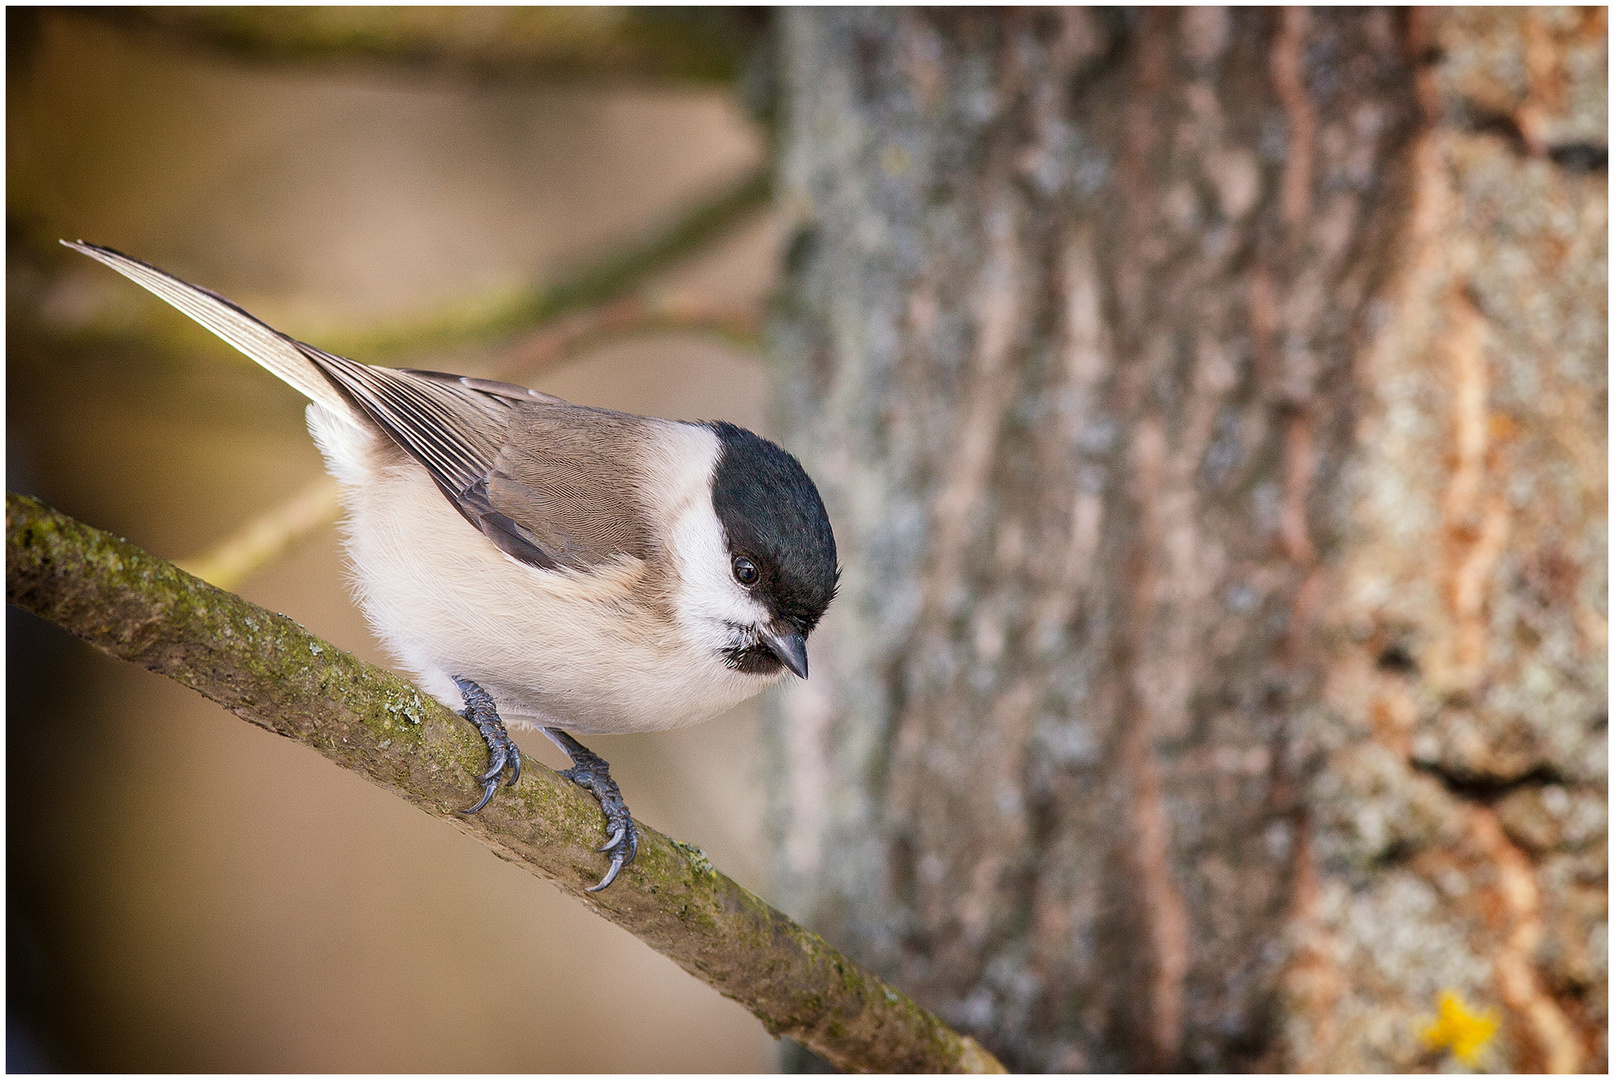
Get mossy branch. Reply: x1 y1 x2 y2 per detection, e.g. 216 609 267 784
6 492 1005 1075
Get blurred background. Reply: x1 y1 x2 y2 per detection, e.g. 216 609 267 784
8 7 791 1071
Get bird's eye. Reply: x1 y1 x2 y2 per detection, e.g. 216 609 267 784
732 556 759 587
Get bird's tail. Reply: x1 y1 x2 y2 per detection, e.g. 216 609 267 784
61 240 353 417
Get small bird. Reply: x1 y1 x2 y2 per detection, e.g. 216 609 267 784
65 240 838 892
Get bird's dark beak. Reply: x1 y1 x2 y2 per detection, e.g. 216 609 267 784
760 626 809 679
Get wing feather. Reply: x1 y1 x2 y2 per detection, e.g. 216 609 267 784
66 239 656 574
295 344 499 496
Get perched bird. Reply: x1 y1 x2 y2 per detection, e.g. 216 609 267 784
65 240 838 891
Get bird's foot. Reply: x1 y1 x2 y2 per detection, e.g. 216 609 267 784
454 677 521 814
543 728 638 892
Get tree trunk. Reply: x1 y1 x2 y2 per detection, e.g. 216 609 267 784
769 8 1605 1072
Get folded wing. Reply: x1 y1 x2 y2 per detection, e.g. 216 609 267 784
64 239 649 574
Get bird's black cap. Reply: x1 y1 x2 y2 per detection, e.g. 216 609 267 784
706 421 838 640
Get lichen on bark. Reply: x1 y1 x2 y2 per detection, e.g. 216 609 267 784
5 491 1005 1075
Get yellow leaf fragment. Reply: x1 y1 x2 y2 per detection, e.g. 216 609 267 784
1421 989 1499 1067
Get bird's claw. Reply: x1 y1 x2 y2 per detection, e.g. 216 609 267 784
590 849 627 892
588 815 638 893
548 728 638 892
466 777 498 816
455 677 521 815
476 739 521 786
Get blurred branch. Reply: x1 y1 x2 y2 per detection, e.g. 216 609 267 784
73 7 768 87
498 292 764 371
177 297 761 591
175 476 341 590
328 165 772 359
6 492 1006 1075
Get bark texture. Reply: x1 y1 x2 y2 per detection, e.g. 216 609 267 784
5 493 1006 1075
770 8 1604 1072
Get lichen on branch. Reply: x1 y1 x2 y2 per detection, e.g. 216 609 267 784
5 491 1004 1075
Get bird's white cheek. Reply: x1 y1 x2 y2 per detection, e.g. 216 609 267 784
666 494 770 647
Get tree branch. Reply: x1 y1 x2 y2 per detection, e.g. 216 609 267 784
6 492 1005 1075
174 475 341 591
76 8 766 87
325 167 771 360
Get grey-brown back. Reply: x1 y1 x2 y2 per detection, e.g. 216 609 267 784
482 405 663 570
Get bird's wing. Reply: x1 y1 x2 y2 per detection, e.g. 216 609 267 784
64 239 653 573
258 349 653 573
476 403 662 572
318 363 654 572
